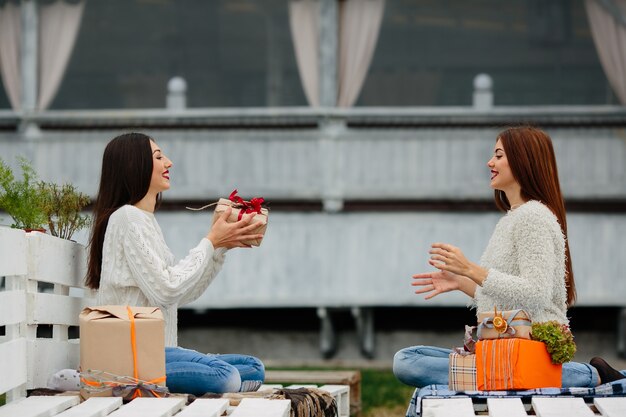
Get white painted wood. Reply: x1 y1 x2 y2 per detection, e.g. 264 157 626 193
0 226 27 276
285 384 318 389
0 338 27 395
0 395 79 417
27 339 80 390
176 399 229 417
26 233 87 288
319 384 350 417
55 397 123 417
0 290 26 326
30 292 86 326
421 398 475 417
594 397 626 417
532 397 594 417
487 398 527 417
229 398 291 417
107 397 185 417
259 384 284 390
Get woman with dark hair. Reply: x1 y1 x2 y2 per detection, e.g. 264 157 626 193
86 132 265 395
393 126 624 389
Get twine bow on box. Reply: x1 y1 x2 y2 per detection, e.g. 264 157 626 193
186 189 266 220
477 307 532 339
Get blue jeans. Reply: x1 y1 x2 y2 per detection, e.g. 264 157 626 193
392 345 624 389
165 347 265 396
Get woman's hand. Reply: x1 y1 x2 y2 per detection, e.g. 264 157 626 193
207 207 265 249
428 242 488 285
412 270 461 299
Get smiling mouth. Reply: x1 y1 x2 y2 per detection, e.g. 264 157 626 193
163 170 170 180
490 170 498 180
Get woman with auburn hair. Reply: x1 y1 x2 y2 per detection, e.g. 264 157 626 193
86 132 265 395
393 126 625 390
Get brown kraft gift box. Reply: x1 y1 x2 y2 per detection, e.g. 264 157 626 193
79 305 166 399
212 197 269 247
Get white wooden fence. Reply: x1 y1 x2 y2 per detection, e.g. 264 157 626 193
0 226 89 402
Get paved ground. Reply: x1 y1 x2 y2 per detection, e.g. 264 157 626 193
178 329 626 370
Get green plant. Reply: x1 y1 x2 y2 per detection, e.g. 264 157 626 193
38 182 91 240
0 157 47 230
531 321 577 364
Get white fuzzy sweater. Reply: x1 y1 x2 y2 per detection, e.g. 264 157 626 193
474 200 569 325
96 205 226 347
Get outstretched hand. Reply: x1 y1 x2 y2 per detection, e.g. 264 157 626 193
428 242 488 284
207 207 265 249
412 270 461 300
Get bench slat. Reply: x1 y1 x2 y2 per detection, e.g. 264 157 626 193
532 398 594 417
0 227 27 276
55 397 123 417
175 398 229 417
0 338 27 395
26 233 87 288
487 398 527 417
319 385 350 417
0 290 26 326
421 398 476 417
0 395 79 417
594 397 626 417
229 398 291 417
107 397 185 417
31 292 86 326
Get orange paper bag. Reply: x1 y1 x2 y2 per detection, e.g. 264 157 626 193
476 339 562 390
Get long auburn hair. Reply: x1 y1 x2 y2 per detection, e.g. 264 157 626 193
495 126 576 306
85 132 161 289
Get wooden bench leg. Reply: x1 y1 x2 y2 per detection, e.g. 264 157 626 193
352 307 374 359
618 307 626 359
317 307 337 359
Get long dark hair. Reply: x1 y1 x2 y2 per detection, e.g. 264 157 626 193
494 126 576 306
86 132 160 289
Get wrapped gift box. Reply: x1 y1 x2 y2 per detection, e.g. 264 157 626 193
477 309 532 340
212 190 268 247
449 339 562 392
79 305 166 399
476 339 562 390
449 352 477 391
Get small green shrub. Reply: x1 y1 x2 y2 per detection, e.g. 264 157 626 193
38 182 91 241
0 157 47 230
531 321 577 364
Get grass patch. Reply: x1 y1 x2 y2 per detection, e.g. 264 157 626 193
361 369 414 417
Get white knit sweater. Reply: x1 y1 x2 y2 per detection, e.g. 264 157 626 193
474 200 569 325
96 205 226 347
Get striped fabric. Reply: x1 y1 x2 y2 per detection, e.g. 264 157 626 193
448 352 477 391
406 380 626 417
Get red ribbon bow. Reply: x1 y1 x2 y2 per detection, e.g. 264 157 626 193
229 189 265 220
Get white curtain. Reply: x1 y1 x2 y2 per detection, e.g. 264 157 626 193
585 0 626 104
289 0 385 107
337 0 384 107
38 0 85 110
0 2 22 110
289 0 320 106
0 0 84 111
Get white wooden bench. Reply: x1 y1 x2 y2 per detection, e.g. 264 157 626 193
0 227 347 416
420 397 626 417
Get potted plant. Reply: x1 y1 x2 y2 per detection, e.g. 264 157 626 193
0 157 47 231
38 181 91 241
